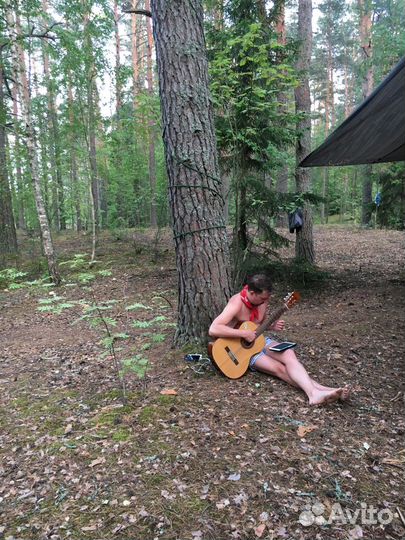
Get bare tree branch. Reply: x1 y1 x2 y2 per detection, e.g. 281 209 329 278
121 3 152 17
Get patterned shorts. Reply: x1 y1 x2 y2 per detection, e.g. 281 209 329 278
249 336 274 371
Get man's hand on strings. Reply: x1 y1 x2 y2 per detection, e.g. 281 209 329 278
270 319 285 332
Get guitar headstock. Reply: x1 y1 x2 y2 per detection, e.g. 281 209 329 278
283 291 301 309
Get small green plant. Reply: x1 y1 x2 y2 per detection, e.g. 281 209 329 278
126 303 152 311
77 272 96 284
37 295 78 314
0 268 28 289
80 298 150 403
59 253 88 270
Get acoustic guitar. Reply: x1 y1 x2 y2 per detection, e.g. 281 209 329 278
210 291 301 379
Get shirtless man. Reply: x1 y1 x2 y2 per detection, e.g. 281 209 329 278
209 273 350 406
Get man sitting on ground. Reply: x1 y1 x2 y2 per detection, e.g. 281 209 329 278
209 273 350 406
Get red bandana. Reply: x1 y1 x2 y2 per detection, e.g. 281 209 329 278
240 285 259 322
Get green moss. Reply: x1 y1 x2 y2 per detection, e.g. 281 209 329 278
138 405 156 424
157 394 177 405
112 428 131 442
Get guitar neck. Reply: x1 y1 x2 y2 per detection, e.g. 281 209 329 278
255 305 287 337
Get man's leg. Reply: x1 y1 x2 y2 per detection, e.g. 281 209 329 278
254 354 350 400
261 348 343 405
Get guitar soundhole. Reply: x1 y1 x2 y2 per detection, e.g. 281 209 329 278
241 339 254 349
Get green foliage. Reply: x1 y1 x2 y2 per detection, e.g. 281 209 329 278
126 303 152 311
120 355 150 379
0 268 28 289
77 272 96 284
59 254 88 270
375 163 405 229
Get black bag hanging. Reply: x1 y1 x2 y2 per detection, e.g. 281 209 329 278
288 208 303 233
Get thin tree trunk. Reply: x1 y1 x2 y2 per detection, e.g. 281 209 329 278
8 9 60 284
0 54 18 254
67 78 82 231
295 0 315 263
146 0 158 228
131 1 139 112
114 0 122 119
84 12 100 237
275 1 289 229
42 0 65 230
11 75 25 229
151 0 232 345
359 0 373 226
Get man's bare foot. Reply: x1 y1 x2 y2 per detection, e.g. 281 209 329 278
314 382 351 401
340 385 351 401
309 388 343 406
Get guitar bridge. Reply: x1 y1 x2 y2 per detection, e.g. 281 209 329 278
225 346 239 365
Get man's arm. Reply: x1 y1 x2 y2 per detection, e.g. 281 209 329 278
209 298 256 342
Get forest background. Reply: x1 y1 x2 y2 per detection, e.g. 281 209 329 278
1 2 405 539
1 0 405 345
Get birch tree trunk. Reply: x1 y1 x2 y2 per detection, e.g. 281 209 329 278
8 9 61 284
11 73 25 230
67 76 82 231
151 0 232 345
0 53 18 254
42 0 65 231
295 0 315 263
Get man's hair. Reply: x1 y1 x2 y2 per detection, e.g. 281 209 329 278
245 273 273 293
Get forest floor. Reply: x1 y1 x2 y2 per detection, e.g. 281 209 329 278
1 225 405 540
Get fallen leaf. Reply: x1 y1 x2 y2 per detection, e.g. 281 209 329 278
89 457 105 468
216 498 230 509
228 472 241 481
349 525 363 539
297 425 318 437
254 523 266 537
160 389 177 395
64 423 73 434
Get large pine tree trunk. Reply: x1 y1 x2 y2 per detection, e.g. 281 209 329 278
151 0 232 345
8 10 60 284
295 0 315 263
0 55 18 254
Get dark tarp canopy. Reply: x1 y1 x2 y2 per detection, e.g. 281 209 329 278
300 56 405 167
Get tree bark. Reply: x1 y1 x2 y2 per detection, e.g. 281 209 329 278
146 0 158 228
67 77 82 231
11 73 25 230
151 0 232 345
275 1 289 228
295 0 315 263
0 54 18 254
114 0 123 119
8 9 60 284
131 0 140 111
84 12 100 236
358 0 373 226
42 0 65 231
